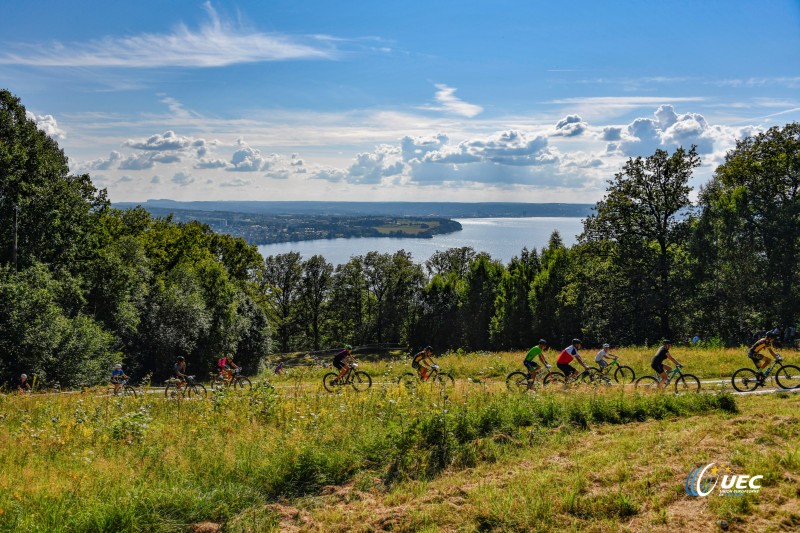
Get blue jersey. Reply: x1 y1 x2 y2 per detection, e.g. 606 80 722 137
111 369 125 378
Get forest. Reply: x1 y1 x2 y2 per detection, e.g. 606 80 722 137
1 88 798 387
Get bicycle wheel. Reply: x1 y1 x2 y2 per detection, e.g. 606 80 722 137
123 386 138 398
588 368 612 386
543 372 566 385
398 372 418 390
164 382 178 398
775 364 800 390
634 375 659 391
675 374 700 393
210 374 225 391
614 365 636 384
731 368 760 392
435 372 455 389
234 377 252 390
323 372 340 393
506 371 532 392
189 383 207 399
351 371 372 392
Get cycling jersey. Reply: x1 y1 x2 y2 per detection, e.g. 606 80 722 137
525 346 543 362
111 369 125 378
652 346 669 366
748 338 774 360
557 345 579 364
594 349 609 363
174 362 186 376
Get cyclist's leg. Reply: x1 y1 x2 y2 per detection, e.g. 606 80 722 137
524 360 539 380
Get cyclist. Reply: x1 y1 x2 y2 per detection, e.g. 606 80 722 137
110 363 129 394
217 353 239 384
523 339 551 381
556 339 589 381
333 345 354 383
748 329 778 376
651 340 681 389
595 343 619 371
17 373 31 393
412 346 436 381
174 356 188 390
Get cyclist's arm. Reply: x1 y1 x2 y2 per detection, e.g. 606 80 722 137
667 354 680 367
574 354 589 369
766 346 776 358
538 353 548 366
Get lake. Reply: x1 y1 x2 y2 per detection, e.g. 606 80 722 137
257 217 586 266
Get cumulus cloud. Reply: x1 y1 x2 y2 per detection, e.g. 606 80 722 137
400 133 449 161
194 157 229 169
228 139 275 172
26 111 66 140
553 114 588 137
151 175 161 184
0 3 334 68
124 130 206 152
220 178 250 187
171 171 195 186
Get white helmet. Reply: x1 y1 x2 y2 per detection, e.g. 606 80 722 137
603 343 610 348
21 374 27 379
115 363 123 369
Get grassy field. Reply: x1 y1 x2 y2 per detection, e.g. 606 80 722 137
1 347 798 532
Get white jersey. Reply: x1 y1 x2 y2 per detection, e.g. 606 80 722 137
595 349 609 363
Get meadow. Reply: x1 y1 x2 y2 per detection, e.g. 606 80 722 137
1 347 798 532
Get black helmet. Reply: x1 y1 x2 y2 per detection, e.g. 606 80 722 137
766 329 777 339
663 339 672 345
424 345 433 352
572 338 582 345
177 356 185 361
538 339 547 345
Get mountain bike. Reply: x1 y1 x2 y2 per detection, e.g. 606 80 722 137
731 354 800 392
210 367 252 391
109 378 138 398
323 362 372 392
164 375 207 399
398 364 455 390
505 366 557 392
588 358 636 384
543 366 602 386
634 365 700 392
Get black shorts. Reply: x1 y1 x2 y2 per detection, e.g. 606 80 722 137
747 351 764 363
557 362 576 376
651 361 665 374
333 357 346 370
524 360 540 372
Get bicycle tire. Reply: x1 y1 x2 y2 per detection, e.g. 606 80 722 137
775 364 800 390
186 383 207 399
614 365 636 384
435 372 455 389
234 377 252 390
506 371 531 392
398 372 417 389
123 386 138 398
634 375 659 391
323 372 340 392
210 374 225 391
587 367 611 386
731 368 760 392
675 374 700 393
544 371 566 385
351 371 372 391
164 382 178 398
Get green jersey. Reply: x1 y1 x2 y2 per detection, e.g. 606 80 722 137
525 346 543 362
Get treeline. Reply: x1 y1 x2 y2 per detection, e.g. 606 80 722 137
263 125 800 353
1 88 798 387
0 90 270 387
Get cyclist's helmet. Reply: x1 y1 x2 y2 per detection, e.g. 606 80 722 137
344 344 353 350
538 339 547 345
572 338 582 345
177 356 185 361
766 329 778 339
425 345 433 352
663 339 672 345
21 374 27 379
115 363 123 369
603 343 610 348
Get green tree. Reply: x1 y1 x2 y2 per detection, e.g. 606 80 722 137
300 255 333 350
462 253 504 350
262 252 304 352
490 248 540 348
580 146 700 340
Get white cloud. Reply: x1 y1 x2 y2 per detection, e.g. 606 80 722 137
220 178 250 187
0 3 334 68
553 114 588 137
228 138 275 172
26 111 66 140
424 84 483 118
124 130 206 152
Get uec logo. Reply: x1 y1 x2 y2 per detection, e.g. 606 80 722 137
685 463 763 497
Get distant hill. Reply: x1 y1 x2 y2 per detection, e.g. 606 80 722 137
113 200 595 218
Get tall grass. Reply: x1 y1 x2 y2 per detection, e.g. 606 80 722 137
0 381 738 532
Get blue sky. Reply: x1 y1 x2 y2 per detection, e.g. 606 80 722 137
3 0 799 202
